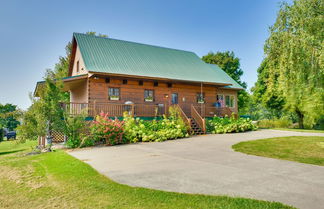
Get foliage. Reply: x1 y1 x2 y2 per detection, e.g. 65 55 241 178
123 106 189 143
63 113 88 148
90 112 125 145
251 59 286 119
0 103 21 131
207 114 257 134
0 140 293 209
17 32 108 142
202 51 250 113
233 136 324 166
0 127 3 142
16 97 47 142
257 117 293 129
259 0 324 128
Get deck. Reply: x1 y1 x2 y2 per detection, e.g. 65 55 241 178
62 102 234 134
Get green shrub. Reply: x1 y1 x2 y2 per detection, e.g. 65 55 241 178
63 114 88 148
207 114 257 134
123 106 190 143
257 117 292 128
90 112 126 145
0 127 4 142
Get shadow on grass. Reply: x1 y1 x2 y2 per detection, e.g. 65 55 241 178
0 149 25 156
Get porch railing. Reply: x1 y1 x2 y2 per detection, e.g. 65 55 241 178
174 104 191 131
193 105 233 118
191 105 206 133
62 102 166 117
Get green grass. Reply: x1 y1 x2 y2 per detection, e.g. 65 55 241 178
0 141 293 209
271 128 324 133
233 136 324 166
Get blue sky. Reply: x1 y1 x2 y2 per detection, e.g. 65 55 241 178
0 0 286 109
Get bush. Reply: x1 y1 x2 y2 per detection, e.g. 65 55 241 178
63 114 88 148
257 117 292 129
123 106 190 143
207 114 257 134
0 127 3 142
90 112 126 145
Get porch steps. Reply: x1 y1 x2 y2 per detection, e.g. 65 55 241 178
190 118 204 135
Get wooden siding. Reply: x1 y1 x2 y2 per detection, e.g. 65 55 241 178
86 76 238 116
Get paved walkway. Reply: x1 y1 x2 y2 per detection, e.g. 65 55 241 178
69 130 324 209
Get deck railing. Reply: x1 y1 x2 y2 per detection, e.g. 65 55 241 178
173 104 191 131
62 102 166 117
62 102 234 121
191 105 206 133
193 105 233 118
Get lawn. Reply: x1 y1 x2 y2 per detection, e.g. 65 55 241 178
0 140 293 209
271 128 324 133
233 136 324 166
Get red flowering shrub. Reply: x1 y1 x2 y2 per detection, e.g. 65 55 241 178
90 112 126 145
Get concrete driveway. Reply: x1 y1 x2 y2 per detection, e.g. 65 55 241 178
69 130 324 209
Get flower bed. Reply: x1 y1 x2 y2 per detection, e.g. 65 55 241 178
79 106 190 147
207 115 257 134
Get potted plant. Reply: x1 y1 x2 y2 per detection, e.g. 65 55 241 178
110 95 119 101
145 96 153 102
197 98 205 104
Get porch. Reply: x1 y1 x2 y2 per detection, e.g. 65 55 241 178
62 102 234 135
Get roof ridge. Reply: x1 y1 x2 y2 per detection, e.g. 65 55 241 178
73 32 196 54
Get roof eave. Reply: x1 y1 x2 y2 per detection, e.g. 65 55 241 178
88 71 233 87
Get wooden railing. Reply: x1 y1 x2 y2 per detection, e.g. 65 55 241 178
174 104 191 131
193 105 233 118
191 105 206 133
62 102 165 117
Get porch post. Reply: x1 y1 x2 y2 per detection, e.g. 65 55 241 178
131 104 135 117
93 100 97 116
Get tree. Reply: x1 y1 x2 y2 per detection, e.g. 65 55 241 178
251 59 285 119
0 103 21 131
263 0 324 128
202 51 249 113
17 32 109 141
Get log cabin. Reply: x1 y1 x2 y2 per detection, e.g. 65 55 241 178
35 33 243 133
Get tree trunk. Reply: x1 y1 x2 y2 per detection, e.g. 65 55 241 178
296 109 304 129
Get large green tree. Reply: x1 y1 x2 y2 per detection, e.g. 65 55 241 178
261 0 324 128
251 59 285 119
202 51 249 113
0 103 21 131
17 32 108 141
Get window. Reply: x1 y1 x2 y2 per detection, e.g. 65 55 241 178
171 93 178 104
216 94 224 107
197 93 205 104
76 60 79 73
144 90 154 102
123 79 128 84
154 81 158 87
139 80 143 86
225 95 235 108
108 88 120 100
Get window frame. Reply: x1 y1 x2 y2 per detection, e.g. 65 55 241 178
108 87 120 101
196 92 205 104
144 89 154 102
225 95 235 108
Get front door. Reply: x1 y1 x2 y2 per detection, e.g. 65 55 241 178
171 93 178 104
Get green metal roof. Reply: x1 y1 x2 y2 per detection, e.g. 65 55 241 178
74 33 241 88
